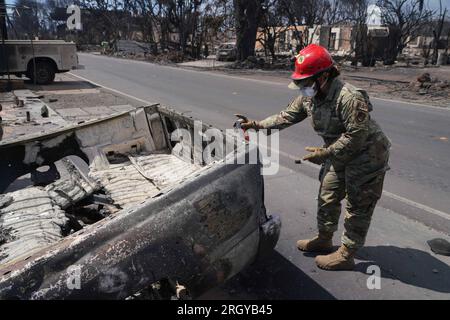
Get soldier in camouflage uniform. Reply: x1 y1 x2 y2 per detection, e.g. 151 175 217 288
236 44 390 270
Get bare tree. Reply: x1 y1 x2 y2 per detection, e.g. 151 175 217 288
233 0 263 61
430 0 448 64
342 0 371 66
77 0 133 46
11 0 43 38
257 0 289 61
377 0 433 64
1 0 7 39
278 0 303 50
161 0 202 55
289 0 329 27
194 1 230 58
130 0 226 59
130 0 157 47
324 0 358 25
278 0 343 51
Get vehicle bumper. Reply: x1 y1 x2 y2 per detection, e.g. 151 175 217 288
256 214 281 260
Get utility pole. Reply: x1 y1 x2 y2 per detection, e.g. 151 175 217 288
0 0 11 91
0 0 7 40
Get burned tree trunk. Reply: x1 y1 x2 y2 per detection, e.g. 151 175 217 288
352 24 377 67
383 27 402 65
0 0 7 40
431 1 448 65
233 0 262 61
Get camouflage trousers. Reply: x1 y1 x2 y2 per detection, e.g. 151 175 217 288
317 149 389 250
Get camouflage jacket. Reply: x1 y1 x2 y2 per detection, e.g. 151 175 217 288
259 77 391 163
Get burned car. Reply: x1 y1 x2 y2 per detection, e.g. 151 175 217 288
216 42 237 61
0 103 280 299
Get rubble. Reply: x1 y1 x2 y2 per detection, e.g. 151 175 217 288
337 69 450 107
0 90 68 142
428 238 450 256
228 56 293 70
111 49 189 64
408 74 450 97
417 73 432 83
116 40 154 55
101 39 191 64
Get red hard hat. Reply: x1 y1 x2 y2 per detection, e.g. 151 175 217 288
291 44 334 81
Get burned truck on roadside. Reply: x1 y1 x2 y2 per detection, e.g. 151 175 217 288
0 40 78 85
0 104 280 299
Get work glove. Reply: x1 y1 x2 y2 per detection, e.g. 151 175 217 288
302 146 332 165
234 114 262 130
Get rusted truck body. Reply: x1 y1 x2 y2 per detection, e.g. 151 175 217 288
0 40 78 84
0 105 280 299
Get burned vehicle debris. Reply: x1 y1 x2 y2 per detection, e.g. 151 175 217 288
0 104 281 299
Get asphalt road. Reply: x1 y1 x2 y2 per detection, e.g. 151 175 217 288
70 53 450 299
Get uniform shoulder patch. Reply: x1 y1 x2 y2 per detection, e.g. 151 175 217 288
353 98 369 123
342 83 373 113
355 99 369 112
355 110 368 123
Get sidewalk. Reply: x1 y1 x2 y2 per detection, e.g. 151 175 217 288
177 55 233 69
344 65 450 83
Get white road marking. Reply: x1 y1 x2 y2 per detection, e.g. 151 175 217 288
381 191 450 220
68 72 156 105
77 53 291 87
68 70 450 221
371 97 449 111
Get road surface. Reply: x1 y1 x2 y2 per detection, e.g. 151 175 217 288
69 53 450 299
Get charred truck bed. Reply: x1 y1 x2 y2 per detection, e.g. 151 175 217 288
0 104 281 299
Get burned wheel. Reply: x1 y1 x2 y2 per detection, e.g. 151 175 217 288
28 61 56 85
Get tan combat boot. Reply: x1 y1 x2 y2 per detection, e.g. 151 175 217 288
296 231 333 253
315 245 356 271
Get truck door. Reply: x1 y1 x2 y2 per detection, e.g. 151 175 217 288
0 43 17 73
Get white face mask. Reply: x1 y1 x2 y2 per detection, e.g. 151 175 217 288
299 83 317 97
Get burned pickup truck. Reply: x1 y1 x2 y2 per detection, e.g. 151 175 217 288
0 103 280 299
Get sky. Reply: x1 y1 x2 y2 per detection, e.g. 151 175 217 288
365 0 450 11
428 0 450 11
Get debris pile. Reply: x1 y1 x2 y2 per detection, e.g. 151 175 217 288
116 40 154 55
112 48 190 64
152 51 187 64
340 71 450 107
409 73 450 96
228 56 293 70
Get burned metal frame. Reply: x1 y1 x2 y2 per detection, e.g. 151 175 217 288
0 104 281 299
